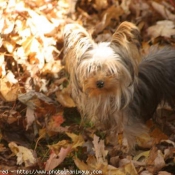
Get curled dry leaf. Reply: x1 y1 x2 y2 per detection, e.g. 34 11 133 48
121 0 131 15
66 132 84 149
18 91 57 128
74 156 126 175
158 171 172 175
147 20 175 38
92 134 108 164
8 142 37 167
27 9 57 36
146 146 165 173
55 85 76 108
47 114 68 133
123 162 138 175
25 107 35 130
0 77 19 102
45 146 72 171
94 5 124 34
94 0 108 11
48 140 70 155
151 1 175 21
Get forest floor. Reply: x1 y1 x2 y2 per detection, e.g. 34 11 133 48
0 0 175 174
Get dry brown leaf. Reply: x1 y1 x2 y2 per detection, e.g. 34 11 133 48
140 170 153 175
123 162 138 175
35 128 47 150
8 142 37 167
48 140 71 155
2 19 15 34
0 55 6 77
0 144 7 152
45 146 72 171
27 9 57 36
25 107 35 130
154 150 166 171
67 0 78 13
95 0 108 11
151 1 175 20
147 20 175 38
75 156 125 175
158 171 172 175
146 146 165 173
0 78 19 102
56 86 76 108
121 0 131 15
47 114 68 133
92 134 108 164
5 110 21 124
74 157 90 171
95 5 124 34
41 60 63 76
18 91 56 113
66 132 84 149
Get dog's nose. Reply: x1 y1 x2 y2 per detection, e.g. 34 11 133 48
96 80 104 88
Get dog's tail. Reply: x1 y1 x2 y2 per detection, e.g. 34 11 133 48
136 47 175 122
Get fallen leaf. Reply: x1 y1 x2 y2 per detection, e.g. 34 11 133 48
56 87 76 108
158 171 172 175
8 142 37 167
74 157 90 171
25 106 35 130
123 162 138 175
146 146 165 173
147 20 175 38
151 1 175 20
48 140 71 155
0 78 19 101
47 114 68 133
134 150 150 161
94 5 124 34
92 134 108 164
94 0 108 11
66 132 84 149
45 146 72 171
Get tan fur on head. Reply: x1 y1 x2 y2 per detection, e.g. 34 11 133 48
63 24 95 74
110 21 141 73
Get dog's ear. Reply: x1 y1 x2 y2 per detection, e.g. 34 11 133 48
110 22 141 69
63 24 94 72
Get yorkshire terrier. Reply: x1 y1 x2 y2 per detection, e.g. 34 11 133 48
63 22 175 149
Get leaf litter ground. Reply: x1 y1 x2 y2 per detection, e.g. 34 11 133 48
0 0 175 174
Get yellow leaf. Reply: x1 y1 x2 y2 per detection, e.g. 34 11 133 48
0 78 19 101
123 163 138 175
66 132 84 149
48 140 70 155
55 88 76 108
9 142 37 167
74 157 90 171
133 150 150 161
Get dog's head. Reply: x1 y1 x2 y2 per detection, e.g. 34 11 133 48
63 22 141 109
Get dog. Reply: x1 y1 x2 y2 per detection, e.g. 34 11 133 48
63 21 175 149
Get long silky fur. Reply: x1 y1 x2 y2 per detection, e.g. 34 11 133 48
64 22 138 122
135 47 175 122
123 47 175 147
63 22 175 149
